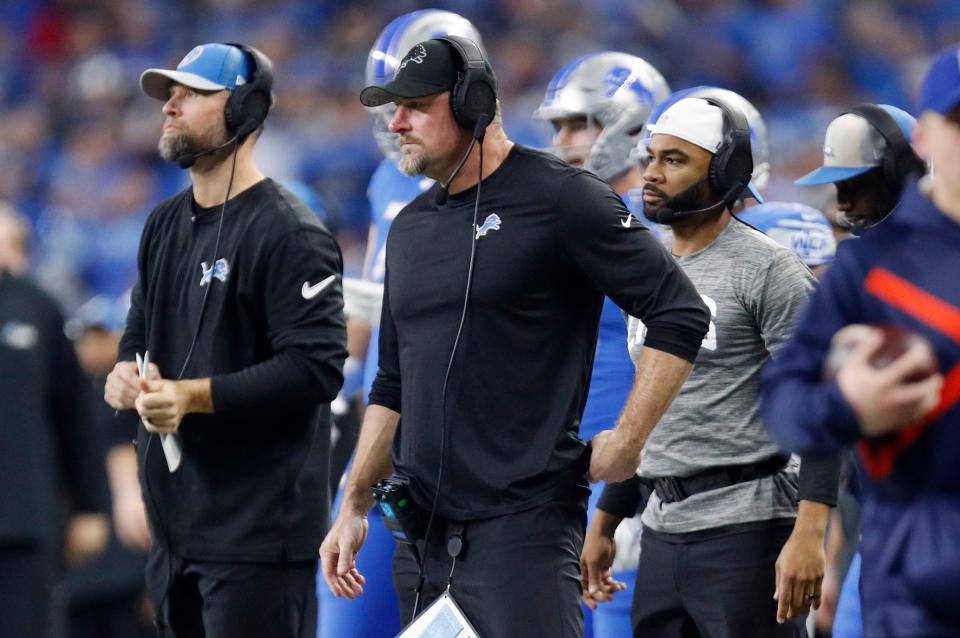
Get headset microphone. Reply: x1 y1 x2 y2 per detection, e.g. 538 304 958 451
176 134 241 169
650 183 743 224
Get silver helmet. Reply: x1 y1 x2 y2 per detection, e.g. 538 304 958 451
365 10 484 160
638 86 771 193
534 52 671 182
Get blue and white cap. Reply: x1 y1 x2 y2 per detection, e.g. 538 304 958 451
737 202 836 267
795 105 916 186
140 43 252 101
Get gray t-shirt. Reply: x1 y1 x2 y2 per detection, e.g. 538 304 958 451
627 219 815 533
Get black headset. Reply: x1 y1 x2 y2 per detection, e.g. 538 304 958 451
843 104 925 187
436 35 497 134
223 43 274 141
702 96 754 202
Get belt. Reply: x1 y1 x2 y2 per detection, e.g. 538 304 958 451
641 454 789 504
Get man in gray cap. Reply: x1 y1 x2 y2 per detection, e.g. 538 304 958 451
104 43 347 637
795 104 924 233
762 44 960 636
320 37 709 636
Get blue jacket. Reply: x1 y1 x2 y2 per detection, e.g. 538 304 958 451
760 179 960 636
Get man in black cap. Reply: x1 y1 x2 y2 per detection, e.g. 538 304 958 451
320 38 710 636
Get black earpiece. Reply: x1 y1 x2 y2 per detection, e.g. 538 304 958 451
436 35 497 135
844 104 925 187
702 96 753 202
223 43 274 141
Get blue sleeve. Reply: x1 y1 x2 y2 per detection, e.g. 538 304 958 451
760 244 866 456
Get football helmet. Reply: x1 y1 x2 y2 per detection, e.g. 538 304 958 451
737 201 836 268
534 52 671 181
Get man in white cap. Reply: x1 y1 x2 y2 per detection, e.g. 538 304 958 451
796 104 924 233
104 43 347 637
582 96 840 637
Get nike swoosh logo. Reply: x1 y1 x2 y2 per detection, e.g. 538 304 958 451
302 274 337 300
621 215 633 228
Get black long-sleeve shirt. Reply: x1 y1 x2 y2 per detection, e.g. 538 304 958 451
370 145 709 520
0 270 107 544
118 179 347 561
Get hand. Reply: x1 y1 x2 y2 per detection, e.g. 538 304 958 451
65 513 110 565
319 508 369 599
774 523 825 623
135 375 190 433
835 326 943 436
815 567 840 633
105 361 158 410
580 514 627 610
113 487 152 552
589 429 641 483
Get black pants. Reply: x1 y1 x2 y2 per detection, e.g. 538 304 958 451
0 542 55 638
631 521 807 638
393 497 587 638
146 545 317 638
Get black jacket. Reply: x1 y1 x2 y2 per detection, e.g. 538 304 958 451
118 179 347 561
370 146 710 519
0 270 107 544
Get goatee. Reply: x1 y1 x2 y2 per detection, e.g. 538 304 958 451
158 133 196 164
398 152 427 176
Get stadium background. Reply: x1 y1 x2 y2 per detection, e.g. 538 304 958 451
4 0 960 315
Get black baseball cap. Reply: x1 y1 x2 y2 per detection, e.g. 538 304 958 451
360 39 460 107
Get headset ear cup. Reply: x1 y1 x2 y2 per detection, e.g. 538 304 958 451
220 44 274 141
449 75 471 130
224 84 270 140
707 154 725 192
224 90 242 134
464 80 496 126
437 36 497 134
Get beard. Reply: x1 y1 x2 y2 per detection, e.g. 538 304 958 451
157 122 228 165
642 178 717 224
398 149 428 176
157 132 195 163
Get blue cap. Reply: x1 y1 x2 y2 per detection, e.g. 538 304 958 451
737 201 836 267
796 105 916 186
919 45 960 116
140 43 252 101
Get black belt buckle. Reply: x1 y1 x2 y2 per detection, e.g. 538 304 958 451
654 476 687 504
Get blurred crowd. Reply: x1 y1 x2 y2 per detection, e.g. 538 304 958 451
2 0 959 314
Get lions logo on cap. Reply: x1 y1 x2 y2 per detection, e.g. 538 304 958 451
178 46 204 69
399 44 428 70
